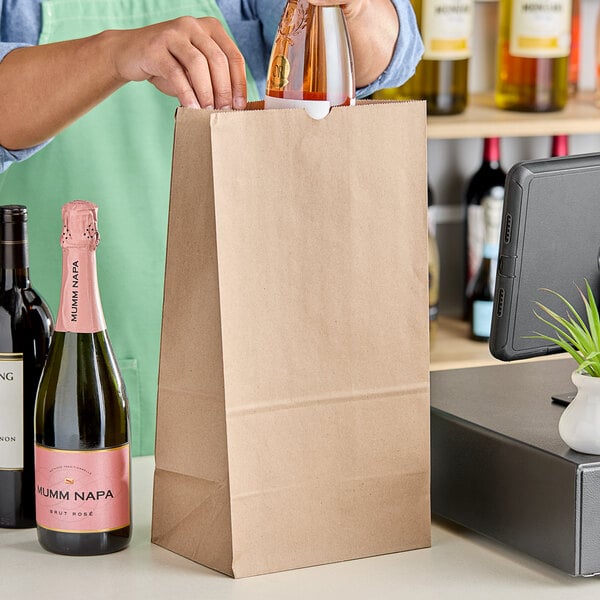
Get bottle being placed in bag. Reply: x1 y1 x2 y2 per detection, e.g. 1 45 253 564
265 0 355 119
34 200 131 555
467 195 503 341
464 138 506 319
0 206 53 529
495 0 571 111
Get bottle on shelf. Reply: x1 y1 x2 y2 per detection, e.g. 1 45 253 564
34 201 131 556
428 182 440 346
265 0 355 119
0 206 53 529
372 0 475 115
551 134 570 157
596 9 600 108
568 0 580 97
467 195 504 341
495 0 571 112
464 138 506 319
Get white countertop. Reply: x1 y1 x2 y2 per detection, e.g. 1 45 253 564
2 456 600 599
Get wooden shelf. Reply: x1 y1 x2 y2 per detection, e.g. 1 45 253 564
427 92 600 139
430 316 569 371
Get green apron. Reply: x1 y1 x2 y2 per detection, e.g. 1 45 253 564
0 0 259 456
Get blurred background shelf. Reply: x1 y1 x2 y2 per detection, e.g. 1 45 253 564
429 316 569 371
428 93 600 140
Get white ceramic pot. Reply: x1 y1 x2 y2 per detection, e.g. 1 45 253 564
559 371 600 454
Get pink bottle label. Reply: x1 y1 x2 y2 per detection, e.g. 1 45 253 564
35 444 130 533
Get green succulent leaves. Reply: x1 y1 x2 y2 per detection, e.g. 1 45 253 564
530 280 600 378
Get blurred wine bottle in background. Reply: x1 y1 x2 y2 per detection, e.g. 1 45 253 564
428 182 440 346
596 9 600 108
467 196 504 341
0 206 53 528
568 0 580 97
464 138 506 320
495 0 571 111
372 0 474 115
265 0 355 119
551 134 570 157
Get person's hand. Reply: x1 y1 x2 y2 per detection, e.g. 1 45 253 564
106 16 247 110
308 0 398 87
308 0 368 20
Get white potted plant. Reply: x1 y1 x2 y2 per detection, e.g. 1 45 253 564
532 280 600 454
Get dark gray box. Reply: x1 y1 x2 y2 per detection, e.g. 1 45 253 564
431 358 600 577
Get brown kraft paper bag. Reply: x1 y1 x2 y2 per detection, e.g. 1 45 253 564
151 100 430 578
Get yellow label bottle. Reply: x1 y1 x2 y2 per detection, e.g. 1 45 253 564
373 0 474 115
495 0 571 111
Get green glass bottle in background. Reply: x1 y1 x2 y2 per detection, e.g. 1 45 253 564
495 0 571 111
373 0 474 114
467 195 503 341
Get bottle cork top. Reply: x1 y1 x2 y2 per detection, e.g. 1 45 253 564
61 200 100 249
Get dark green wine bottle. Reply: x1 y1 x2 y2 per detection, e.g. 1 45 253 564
34 200 131 555
0 206 53 528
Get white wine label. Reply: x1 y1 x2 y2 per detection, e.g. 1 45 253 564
467 204 484 282
0 353 24 470
510 0 571 58
422 0 474 60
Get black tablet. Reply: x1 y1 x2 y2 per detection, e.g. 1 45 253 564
490 152 600 361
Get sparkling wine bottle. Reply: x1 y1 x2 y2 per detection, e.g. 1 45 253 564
551 134 569 157
495 0 571 112
34 201 130 555
464 138 506 319
467 195 503 341
265 0 355 119
0 206 53 528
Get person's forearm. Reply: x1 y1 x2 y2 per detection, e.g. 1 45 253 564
0 34 124 150
344 0 399 88
310 0 400 88
0 17 250 151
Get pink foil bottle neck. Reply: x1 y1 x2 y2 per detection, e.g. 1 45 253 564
55 201 106 333
60 200 100 250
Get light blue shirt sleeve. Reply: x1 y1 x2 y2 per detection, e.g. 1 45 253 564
0 0 50 173
357 0 424 98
